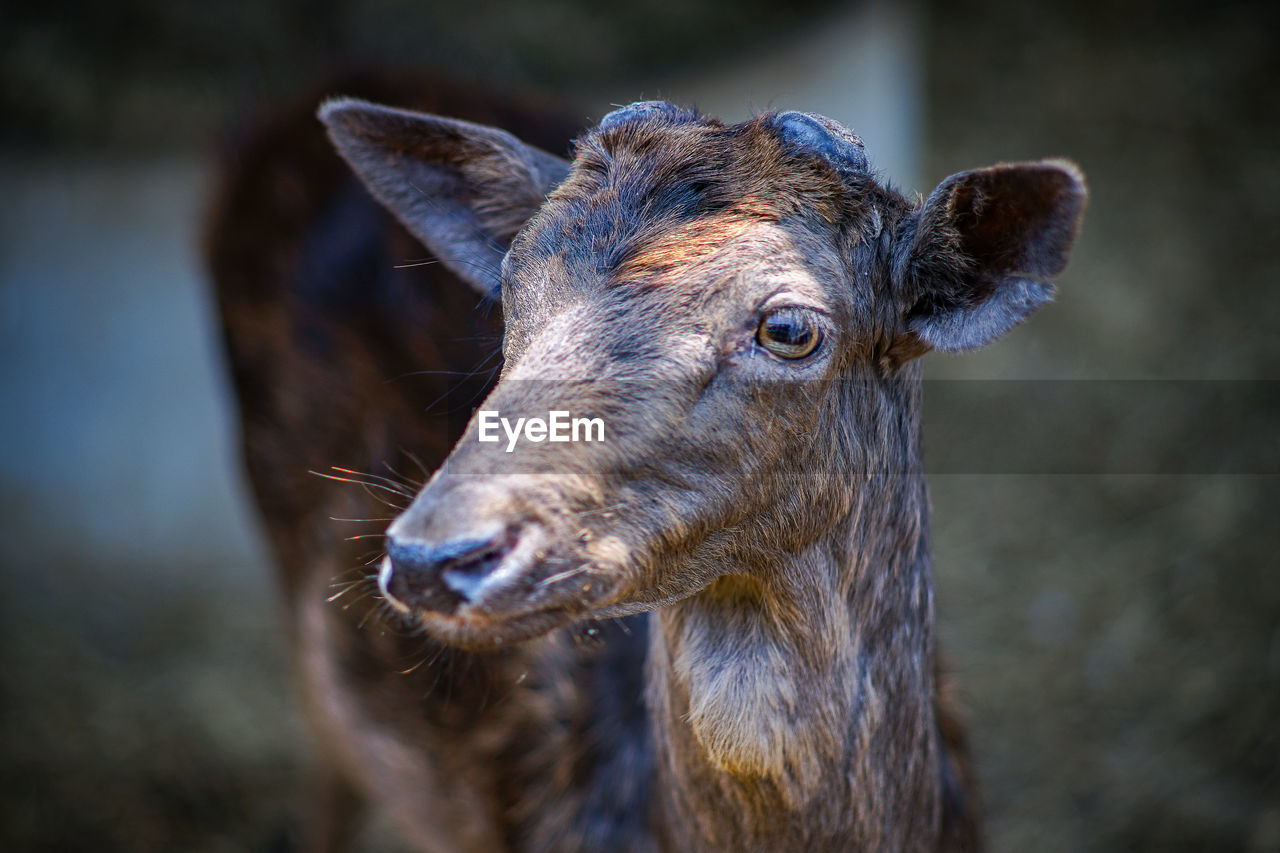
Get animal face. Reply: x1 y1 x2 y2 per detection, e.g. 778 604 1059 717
320 99 1085 648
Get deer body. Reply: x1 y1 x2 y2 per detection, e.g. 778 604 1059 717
212 86 1083 852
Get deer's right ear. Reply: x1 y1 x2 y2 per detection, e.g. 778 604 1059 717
319 98 571 296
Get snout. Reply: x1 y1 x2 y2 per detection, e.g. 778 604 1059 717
379 527 521 614
376 501 619 648
372 464 629 647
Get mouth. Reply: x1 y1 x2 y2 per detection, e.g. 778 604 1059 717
409 605 586 650
376 549 619 650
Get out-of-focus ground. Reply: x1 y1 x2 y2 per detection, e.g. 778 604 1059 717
1 0 1277 850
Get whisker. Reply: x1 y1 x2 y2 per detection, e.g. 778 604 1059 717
538 564 596 588
328 581 367 603
342 592 374 613
573 502 628 518
389 367 494 379
327 576 364 592
366 489 407 510
327 567 369 586
310 469 414 500
382 460 424 491
402 449 432 481
398 646 438 675
330 466 417 498
417 346 503 414
328 571 369 588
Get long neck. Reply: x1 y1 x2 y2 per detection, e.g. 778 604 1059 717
648 376 942 852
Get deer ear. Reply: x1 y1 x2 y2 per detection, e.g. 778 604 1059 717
319 98 571 296
899 160 1086 352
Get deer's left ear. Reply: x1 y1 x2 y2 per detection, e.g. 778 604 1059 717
897 160 1086 352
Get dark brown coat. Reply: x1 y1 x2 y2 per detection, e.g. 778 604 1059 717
210 82 1084 852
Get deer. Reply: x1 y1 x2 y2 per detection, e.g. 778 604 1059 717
210 82 1083 853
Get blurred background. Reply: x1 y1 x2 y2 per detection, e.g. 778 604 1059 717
1 0 1276 849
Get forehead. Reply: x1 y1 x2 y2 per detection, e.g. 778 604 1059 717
508 109 855 291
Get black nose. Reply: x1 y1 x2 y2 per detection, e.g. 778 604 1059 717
383 532 513 611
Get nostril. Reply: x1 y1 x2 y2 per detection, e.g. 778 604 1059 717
437 536 513 602
441 560 497 602
383 532 514 609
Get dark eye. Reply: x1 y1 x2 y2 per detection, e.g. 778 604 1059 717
756 308 822 359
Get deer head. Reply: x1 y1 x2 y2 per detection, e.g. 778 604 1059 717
320 99 1085 650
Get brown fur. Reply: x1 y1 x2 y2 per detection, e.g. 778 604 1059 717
210 88 1083 852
